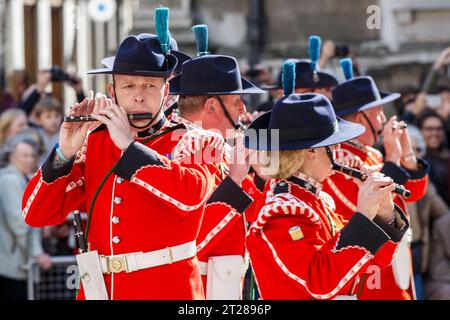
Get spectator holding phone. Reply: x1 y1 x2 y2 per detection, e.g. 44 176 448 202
422 47 450 94
12 67 86 117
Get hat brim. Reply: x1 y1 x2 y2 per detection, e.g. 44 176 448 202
87 54 178 78
244 112 365 151
171 50 191 73
335 92 401 117
169 75 265 95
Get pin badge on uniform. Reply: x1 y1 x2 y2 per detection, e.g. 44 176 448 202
289 226 304 241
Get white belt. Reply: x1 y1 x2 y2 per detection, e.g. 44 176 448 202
99 240 196 274
198 259 247 277
199 261 208 276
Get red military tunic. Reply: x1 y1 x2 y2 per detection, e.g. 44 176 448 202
247 173 409 300
22 120 225 300
322 140 429 299
169 112 262 292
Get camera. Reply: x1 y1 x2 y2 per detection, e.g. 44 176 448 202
50 65 70 82
50 65 80 85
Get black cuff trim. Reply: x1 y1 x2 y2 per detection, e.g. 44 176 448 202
207 177 253 213
405 158 430 180
373 205 409 243
381 162 409 185
41 148 75 183
113 142 164 180
336 213 389 255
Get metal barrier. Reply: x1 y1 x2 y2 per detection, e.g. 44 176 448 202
26 255 77 300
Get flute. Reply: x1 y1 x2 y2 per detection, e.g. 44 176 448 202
64 112 153 122
332 162 411 198
377 122 408 135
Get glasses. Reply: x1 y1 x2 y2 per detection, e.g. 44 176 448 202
422 126 444 132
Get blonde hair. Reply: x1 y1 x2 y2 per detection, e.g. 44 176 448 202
0 109 27 146
260 149 306 179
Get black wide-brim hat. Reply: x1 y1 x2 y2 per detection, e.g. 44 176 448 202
133 33 192 74
244 93 365 151
332 76 401 117
87 34 177 78
169 55 265 95
261 59 339 91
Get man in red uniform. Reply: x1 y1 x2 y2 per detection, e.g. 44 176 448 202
21 31 226 299
169 51 265 298
323 69 429 299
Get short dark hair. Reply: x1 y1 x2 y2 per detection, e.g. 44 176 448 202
416 110 445 130
177 95 209 116
33 96 63 118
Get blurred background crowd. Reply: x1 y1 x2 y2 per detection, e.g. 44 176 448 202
1 0 450 300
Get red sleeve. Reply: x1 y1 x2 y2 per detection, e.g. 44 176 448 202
197 176 253 258
22 144 87 227
247 199 407 299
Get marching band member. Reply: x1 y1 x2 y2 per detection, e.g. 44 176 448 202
322 59 429 299
168 24 265 299
21 8 225 300
245 61 409 299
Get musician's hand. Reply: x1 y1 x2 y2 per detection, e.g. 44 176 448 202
382 115 403 166
58 91 95 159
356 174 395 221
91 96 134 151
228 135 253 186
399 124 418 170
376 182 396 223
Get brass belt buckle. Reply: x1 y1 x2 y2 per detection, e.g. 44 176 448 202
108 255 128 273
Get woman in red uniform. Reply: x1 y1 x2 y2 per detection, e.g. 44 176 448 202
244 62 410 299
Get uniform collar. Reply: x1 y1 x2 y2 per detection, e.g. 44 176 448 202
170 111 203 130
136 116 168 138
346 138 367 151
289 172 322 195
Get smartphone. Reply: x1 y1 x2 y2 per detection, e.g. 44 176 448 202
426 94 442 108
334 45 350 58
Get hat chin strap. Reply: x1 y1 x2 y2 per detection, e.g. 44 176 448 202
214 95 244 131
360 111 378 145
112 78 163 130
325 146 336 168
